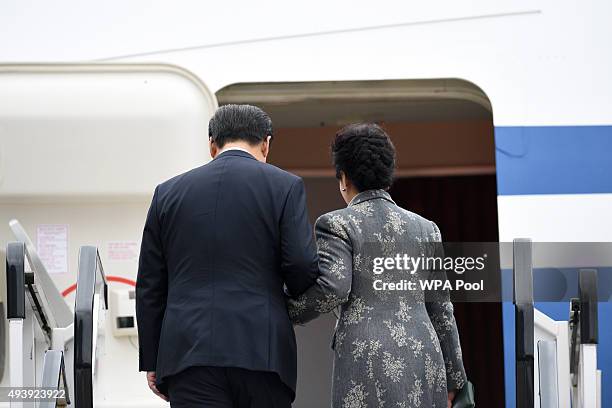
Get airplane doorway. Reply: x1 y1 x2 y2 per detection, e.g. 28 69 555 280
217 79 504 408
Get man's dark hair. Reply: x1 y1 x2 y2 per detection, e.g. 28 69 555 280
331 123 396 192
208 104 273 148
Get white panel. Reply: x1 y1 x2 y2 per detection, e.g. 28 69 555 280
0 65 216 198
1 1 612 125
534 310 570 408
0 0 543 62
497 194 612 242
537 340 558 408
555 323 571 407
579 344 597 408
8 320 23 395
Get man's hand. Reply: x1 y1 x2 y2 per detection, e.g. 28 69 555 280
447 390 457 408
146 371 168 401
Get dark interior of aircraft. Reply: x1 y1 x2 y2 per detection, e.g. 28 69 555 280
217 79 505 407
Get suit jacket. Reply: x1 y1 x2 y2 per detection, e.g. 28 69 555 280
288 189 467 407
136 149 319 398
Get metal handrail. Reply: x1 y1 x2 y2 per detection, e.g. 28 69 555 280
39 350 70 408
569 269 598 383
74 246 108 408
9 219 73 328
6 242 27 394
578 269 598 345
6 240 73 402
6 242 25 320
513 238 534 408
569 298 580 383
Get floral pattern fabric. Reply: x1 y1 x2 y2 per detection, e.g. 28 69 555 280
288 189 467 408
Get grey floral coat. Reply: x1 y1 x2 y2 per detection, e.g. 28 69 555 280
288 189 467 408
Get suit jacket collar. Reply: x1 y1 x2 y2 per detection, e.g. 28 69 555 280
349 189 395 207
215 149 257 161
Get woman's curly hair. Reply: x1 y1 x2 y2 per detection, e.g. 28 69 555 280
331 123 396 192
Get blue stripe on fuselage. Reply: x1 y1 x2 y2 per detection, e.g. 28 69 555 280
495 126 612 196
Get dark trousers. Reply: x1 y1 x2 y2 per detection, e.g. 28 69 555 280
167 366 293 408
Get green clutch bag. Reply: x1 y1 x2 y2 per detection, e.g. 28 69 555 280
452 381 475 408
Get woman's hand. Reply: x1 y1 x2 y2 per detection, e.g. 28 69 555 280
447 390 457 408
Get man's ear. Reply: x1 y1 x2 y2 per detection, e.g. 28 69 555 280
209 138 218 158
261 135 272 161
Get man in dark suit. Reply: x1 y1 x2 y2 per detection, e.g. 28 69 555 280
136 104 320 407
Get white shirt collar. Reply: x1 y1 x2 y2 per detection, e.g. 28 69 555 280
218 146 252 155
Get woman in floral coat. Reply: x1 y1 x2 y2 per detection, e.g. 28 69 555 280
288 123 467 408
